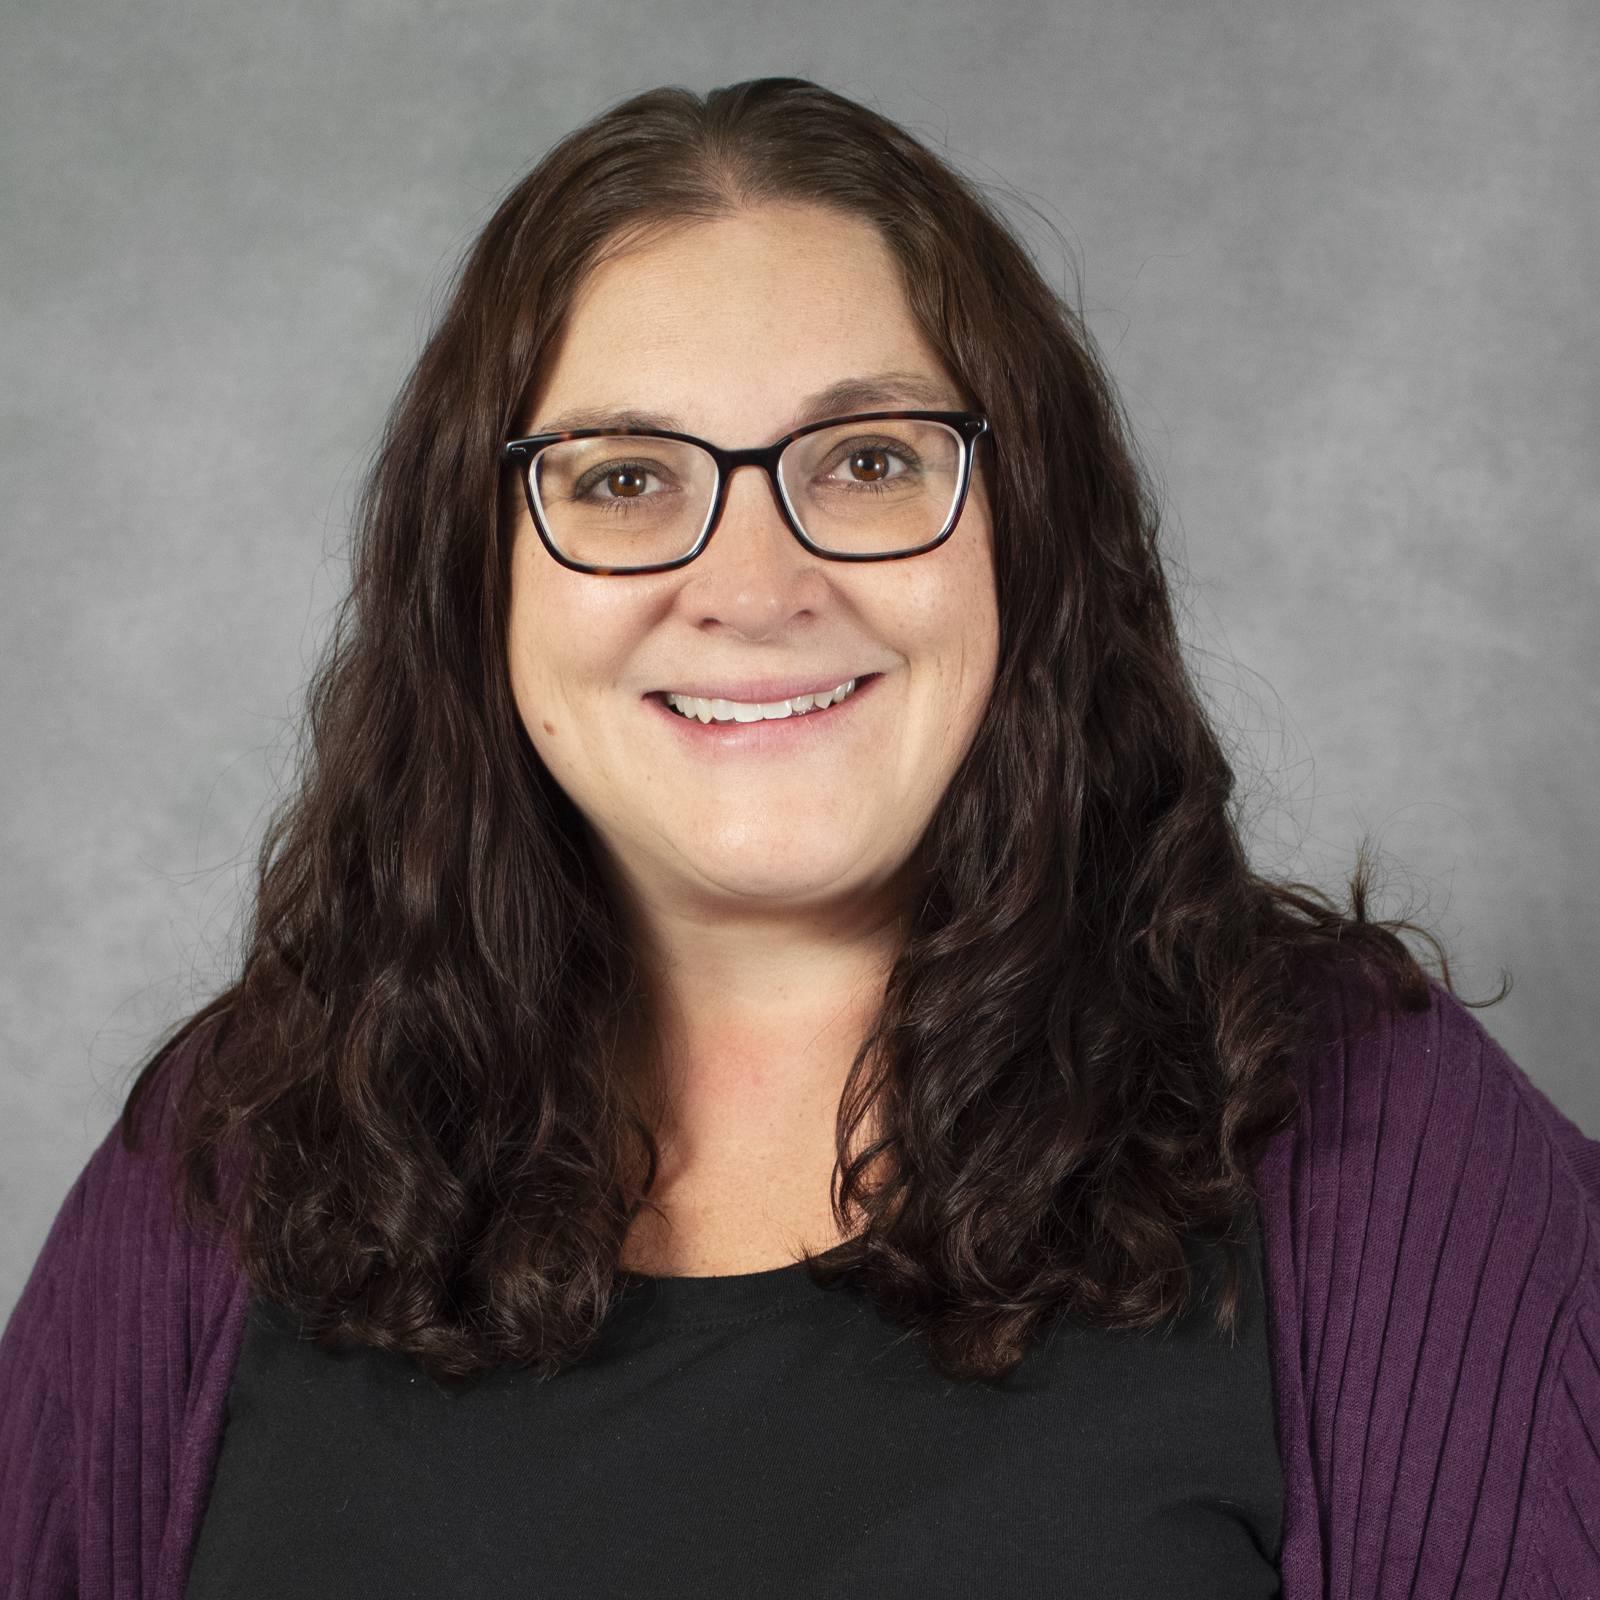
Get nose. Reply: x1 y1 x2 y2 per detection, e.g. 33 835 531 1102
677 463 824 640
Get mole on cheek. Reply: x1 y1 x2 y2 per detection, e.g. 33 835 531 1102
542 721 557 735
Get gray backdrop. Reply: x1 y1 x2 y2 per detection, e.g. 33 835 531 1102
3 0 1596 1324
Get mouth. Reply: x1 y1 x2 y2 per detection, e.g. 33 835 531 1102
660 676 863 725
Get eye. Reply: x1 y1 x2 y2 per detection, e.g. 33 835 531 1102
604 467 649 498
817 437 919 488
847 447 894 482
571 458 672 503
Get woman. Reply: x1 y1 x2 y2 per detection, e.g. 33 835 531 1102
2 78 1596 1598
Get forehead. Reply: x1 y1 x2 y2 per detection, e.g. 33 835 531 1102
532 204 958 441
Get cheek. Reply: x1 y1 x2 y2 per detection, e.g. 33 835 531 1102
507 589 613 813
505 563 558 734
945 602 1000 747
506 541 601 746
507 539 601 708
908 524 1000 717
505 536 675 763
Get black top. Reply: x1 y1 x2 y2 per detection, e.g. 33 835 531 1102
187 1242 1283 1599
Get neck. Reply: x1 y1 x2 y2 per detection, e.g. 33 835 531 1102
614 871 906 1278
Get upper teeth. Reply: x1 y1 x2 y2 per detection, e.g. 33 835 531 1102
665 678 859 724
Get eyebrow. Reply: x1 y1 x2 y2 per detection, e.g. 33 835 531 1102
797 372 961 422
531 371 963 439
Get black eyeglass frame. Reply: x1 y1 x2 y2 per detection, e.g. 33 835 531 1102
502 410 990 576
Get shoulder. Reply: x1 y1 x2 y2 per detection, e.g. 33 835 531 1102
19 1052 249 1364
1273 976 1600 1370
1286 973 1599 1224
1258 972 1600 1596
0 1045 251 1598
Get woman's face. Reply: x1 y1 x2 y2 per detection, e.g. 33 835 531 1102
507 203 999 923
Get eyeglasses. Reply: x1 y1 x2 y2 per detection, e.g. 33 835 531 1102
503 410 989 575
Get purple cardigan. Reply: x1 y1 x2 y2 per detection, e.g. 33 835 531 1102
3 982 1599 1597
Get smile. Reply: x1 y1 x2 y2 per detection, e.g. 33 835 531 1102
663 678 860 725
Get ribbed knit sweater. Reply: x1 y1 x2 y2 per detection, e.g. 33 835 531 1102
3 981 1598 1597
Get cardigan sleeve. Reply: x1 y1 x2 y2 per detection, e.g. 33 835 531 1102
1259 978 1600 1599
0 1154 87 1597
0 1088 252 1600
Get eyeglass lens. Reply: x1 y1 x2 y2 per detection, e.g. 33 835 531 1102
527 418 968 570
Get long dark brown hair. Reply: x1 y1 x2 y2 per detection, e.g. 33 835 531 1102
127 77 1431 1382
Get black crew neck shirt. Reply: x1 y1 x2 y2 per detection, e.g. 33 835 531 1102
187 1239 1283 1599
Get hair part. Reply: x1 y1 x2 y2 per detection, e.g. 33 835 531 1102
129 78 1437 1384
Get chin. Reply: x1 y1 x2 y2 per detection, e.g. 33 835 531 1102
681 832 895 907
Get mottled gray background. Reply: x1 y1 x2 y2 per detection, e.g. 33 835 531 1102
3 0 1596 1323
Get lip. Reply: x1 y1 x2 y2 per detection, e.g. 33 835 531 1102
647 672 879 739
646 673 872 704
